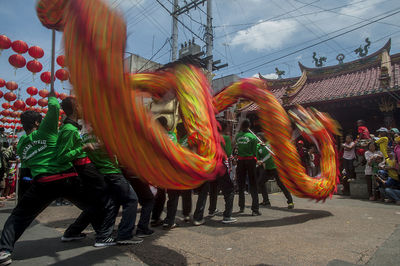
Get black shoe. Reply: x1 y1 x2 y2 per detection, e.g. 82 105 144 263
94 237 116 247
61 233 86 242
260 201 271 207
162 223 177 230
238 208 244 213
252 210 262 216
0 250 11 266
183 216 191 223
208 209 219 217
193 219 205 226
150 219 164 227
136 229 155 238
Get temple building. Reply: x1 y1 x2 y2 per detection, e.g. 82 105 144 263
238 39 399 136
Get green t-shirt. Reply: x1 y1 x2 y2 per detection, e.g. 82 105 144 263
17 97 72 178
82 133 121 175
168 131 177 143
256 143 276 170
56 122 87 165
235 131 258 157
222 135 232 157
179 135 188 147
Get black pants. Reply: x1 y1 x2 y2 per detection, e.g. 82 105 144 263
217 169 235 218
104 174 138 241
164 189 192 225
64 163 115 239
261 168 293 204
193 182 210 221
0 175 104 252
128 177 155 231
151 188 166 221
208 180 219 214
256 166 269 203
17 168 32 204
237 159 259 212
343 158 355 179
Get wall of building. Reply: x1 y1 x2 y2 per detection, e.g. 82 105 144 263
123 54 163 73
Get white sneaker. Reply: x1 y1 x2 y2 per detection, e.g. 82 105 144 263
0 250 12 265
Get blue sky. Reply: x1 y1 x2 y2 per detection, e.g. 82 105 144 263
0 0 400 107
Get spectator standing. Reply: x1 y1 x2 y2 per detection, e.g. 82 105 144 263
364 142 383 200
341 135 356 195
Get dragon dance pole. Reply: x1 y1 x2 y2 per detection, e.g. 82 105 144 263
50 29 56 94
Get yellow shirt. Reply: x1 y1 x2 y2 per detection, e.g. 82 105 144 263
386 158 399 180
376 137 389 158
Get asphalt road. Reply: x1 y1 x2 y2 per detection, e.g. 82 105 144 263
1 192 399 265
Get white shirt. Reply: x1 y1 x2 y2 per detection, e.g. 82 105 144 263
342 142 356 160
364 150 384 175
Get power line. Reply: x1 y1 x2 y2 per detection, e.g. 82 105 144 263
137 38 170 72
236 7 400 75
294 0 400 29
218 7 400 73
155 0 206 43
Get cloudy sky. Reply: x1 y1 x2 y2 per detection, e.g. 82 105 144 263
0 0 399 104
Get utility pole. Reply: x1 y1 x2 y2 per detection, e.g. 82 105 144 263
205 0 213 73
171 0 179 61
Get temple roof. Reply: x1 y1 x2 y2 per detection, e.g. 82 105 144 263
239 39 399 113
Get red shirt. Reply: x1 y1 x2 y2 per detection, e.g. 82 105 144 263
358 126 370 139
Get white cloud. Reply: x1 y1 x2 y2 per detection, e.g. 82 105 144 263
340 0 385 17
230 19 298 52
253 73 278 79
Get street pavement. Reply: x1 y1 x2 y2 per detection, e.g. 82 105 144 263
1 192 399 265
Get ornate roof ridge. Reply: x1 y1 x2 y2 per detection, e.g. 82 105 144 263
298 39 391 77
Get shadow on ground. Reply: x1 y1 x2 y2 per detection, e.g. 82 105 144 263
204 207 332 228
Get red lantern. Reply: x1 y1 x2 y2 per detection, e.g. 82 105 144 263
38 98 48 107
17 126 22 130
6 81 18 91
27 60 43 75
59 93 68 100
9 112 16 118
2 102 10 109
8 54 26 69
0 91 3 98
55 69 69 82
10 125 15 129
6 119 12 124
0 78 5 87
5 125 10 129
27 86 38 96
55 92 60 98
40 71 51 85
42 108 48 114
1 110 10 116
0 35 11 54
26 97 37 107
11 40 28 54
13 100 25 110
4 92 17 102
28 46 44 59
14 135 17 139
39 89 49 98
0 125 3 128
56 55 65 67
